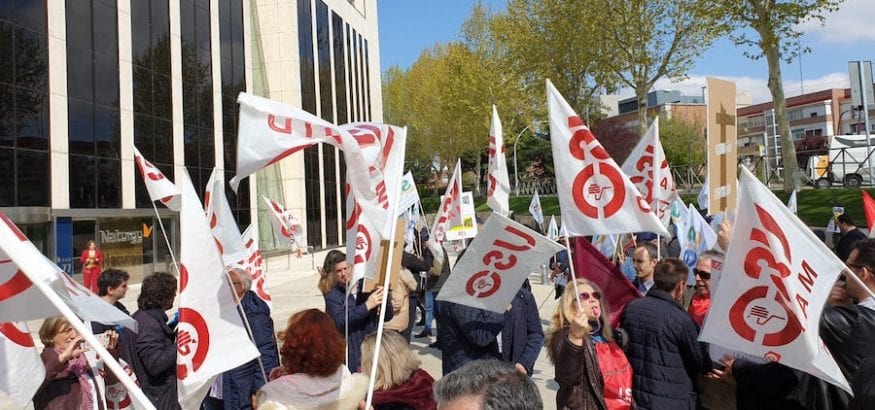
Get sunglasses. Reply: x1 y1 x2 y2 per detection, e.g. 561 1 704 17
578 291 602 301
693 269 711 280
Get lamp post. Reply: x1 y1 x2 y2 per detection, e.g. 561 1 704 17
512 121 547 196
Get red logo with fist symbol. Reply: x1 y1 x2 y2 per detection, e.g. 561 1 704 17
176 308 210 380
466 270 501 298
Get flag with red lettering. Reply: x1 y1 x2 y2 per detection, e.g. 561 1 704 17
0 213 136 330
345 183 380 282
437 214 564 313
428 160 463 257
133 146 180 211
83 350 138 410
262 196 304 252
233 93 394 237
0 321 44 408
205 168 247 269
547 80 669 237
699 167 850 392
863 191 875 238
177 171 260 408
240 225 272 308
487 105 510 216
621 117 676 227
572 237 641 328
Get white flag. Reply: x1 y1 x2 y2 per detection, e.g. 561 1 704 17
438 214 564 312
345 183 380 283
698 176 709 211
84 351 138 410
699 167 851 393
177 171 259 409
487 105 511 216
591 234 619 258
677 204 718 278
0 213 136 331
621 117 677 227
397 172 420 215
787 190 798 215
241 225 272 309
670 198 690 227
263 196 304 252
547 215 559 241
428 160 463 257
0 321 44 408
529 190 544 227
133 145 180 211
233 93 392 237
547 80 669 237
205 168 248 269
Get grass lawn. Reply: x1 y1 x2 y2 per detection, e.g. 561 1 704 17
421 187 875 228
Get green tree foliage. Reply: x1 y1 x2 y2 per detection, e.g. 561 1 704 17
715 0 844 192
660 115 706 166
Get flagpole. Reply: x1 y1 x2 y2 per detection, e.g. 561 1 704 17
364 170 405 410
561 223 583 312
149 202 180 275
28 279 157 410
226 271 269 384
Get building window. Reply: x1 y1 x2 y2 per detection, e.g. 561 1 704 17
180 0 214 199
67 0 121 209
316 0 333 123
132 0 172 208
219 0 249 228
332 11 348 125
304 147 322 249
0 1 50 206
297 0 316 114
364 38 371 120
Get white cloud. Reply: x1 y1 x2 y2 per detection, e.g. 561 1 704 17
796 0 875 43
616 72 850 105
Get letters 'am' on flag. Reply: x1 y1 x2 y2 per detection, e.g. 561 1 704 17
546 80 669 237
621 117 677 227
437 214 564 313
699 167 850 393
487 105 511 216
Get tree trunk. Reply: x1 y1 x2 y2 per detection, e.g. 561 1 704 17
637 84 649 136
763 43 800 192
474 151 483 196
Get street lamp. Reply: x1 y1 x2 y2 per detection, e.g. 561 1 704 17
512 121 548 196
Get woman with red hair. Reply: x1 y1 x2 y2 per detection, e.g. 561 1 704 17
257 309 369 409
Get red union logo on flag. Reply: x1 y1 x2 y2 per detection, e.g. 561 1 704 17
727 204 805 348
176 307 210 380
566 116 631 218
466 271 501 298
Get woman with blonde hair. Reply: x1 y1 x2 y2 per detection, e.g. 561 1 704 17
360 330 436 410
547 279 635 410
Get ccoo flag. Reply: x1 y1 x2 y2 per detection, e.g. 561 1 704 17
486 105 511 216
205 168 248 269
547 80 669 237
428 160 463 257
621 117 677 227
699 167 850 393
133 146 181 211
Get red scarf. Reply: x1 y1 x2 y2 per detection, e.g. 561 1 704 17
688 293 711 326
372 368 437 410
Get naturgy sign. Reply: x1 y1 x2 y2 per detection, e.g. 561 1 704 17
100 229 144 245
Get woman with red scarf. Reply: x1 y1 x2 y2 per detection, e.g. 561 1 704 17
360 330 436 410
80 240 103 293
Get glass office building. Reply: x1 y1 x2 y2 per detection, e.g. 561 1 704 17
0 0 381 282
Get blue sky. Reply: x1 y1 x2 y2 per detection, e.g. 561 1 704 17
377 0 875 104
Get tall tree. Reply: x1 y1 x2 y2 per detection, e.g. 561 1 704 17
716 0 843 192
596 0 727 136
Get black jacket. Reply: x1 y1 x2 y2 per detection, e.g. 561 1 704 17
620 289 711 410
436 301 505 375
324 282 393 372
222 292 280 409
835 228 867 261
820 303 875 409
127 308 179 409
500 288 544 375
733 360 806 410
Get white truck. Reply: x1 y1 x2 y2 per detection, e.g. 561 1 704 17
808 134 875 188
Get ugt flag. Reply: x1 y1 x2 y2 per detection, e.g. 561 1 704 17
263 196 305 252
0 321 44 408
699 167 850 393
133 145 180 211
547 80 668 237
621 117 676 227
428 159 463 257
437 214 564 313
487 105 511 216
241 225 272 308
205 168 248 269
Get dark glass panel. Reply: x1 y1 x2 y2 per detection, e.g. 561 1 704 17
94 106 119 158
0 22 12 84
183 123 198 165
134 169 150 208
0 1 12 21
68 100 94 156
65 0 92 49
357 33 364 120
130 0 151 60
304 146 321 248
180 0 195 45
154 73 171 118
69 155 96 208
16 149 48 205
14 0 46 33
15 87 47 150
345 23 354 121
14 27 46 90
92 0 117 56
297 0 315 114
338 155 347 242
331 12 347 124
134 113 154 154
153 119 173 164
199 131 214 168
94 52 119 107
151 0 169 59
316 0 332 123
196 4 210 52
364 39 371 120
0 148 13 205
66 46 94 101
323 145 338 245
97 157 120 207
132 65 153 115
0 84 12 146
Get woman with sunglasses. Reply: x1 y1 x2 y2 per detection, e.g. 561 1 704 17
546 279 635 410
687 250 723 327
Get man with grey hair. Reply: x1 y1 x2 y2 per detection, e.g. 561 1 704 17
434 359 542 410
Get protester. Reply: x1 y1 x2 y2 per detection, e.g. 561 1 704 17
425 241 451 349
360 330 437 410
621 258 712 409
549 237 570 299
547 279 634 410
433 359 543 410
80 239 103 293
413 230 439 340
203 269 279 409
127 271 179 409
256 309 368 408
710 358 807 410
34 315 120 409
835 214 867 261
92 268 130 334
386 262 419 341
820 238 875 407
319 249 392 371
687 250 723 326
500 281 544 376
630 242 658 294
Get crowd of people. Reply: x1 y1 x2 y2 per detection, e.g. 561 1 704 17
27 212 875 410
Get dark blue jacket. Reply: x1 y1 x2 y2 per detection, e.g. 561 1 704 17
620 289 711 410
500 288 544 375
127 308 179 409
324 282 393 372
221 292 280 409
437 301 505 376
